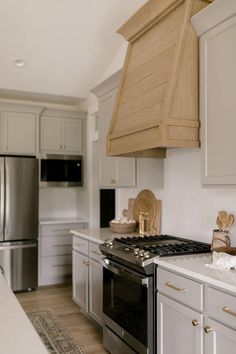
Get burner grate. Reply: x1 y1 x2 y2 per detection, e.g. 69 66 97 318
114 234 210 256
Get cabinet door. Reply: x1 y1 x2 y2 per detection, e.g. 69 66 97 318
200 15 236 184
157 294 203 354
63 118 83 153
98 91 117 187
72 250 89 312
40 116 62 152
204 318 236 354
3 112 36 154
88 258 103 326
98 89 136 188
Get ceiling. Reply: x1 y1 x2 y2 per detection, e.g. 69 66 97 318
0 0 146 100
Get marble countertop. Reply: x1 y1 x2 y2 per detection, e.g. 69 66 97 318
39 217 89 225
70 227 138 244
71 227 114 244
0 272 48 354
155 254 236 294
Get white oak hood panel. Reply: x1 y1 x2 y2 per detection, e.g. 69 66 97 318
107 0 213 157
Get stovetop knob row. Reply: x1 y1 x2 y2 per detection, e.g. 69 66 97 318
144 251 151 259
133 249 151 259
105 238 114 248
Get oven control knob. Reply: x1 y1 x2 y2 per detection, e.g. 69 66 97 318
133 248 140 256
105 238 114 247
138 249 145 258
144 251 150 259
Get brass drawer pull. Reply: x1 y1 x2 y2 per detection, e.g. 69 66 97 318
204 326 213 334
111 179 117 184
165 281 187 293
82 260 89 266
223 306 236 317
192 319 200 327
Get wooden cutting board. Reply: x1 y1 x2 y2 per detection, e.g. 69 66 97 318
133 189 161 235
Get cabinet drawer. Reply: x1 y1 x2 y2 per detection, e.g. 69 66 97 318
207 287 236 329
73 236 89 255
41 255 72 277
41 235 72 256
41 223 85 237
89 242 102 262
157 268 204 311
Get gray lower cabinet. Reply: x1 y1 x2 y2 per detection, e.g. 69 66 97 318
156 267 236 354
72 236 103 326
73 249 88 312
39 222 88 286
157 294 203 354
205 318 236 354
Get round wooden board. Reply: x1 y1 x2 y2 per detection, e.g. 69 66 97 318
133 189 157 234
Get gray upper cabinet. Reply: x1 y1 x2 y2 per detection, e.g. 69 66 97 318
40 109 86 155
91 71 136 188
192 0 236 185
0 103 41 155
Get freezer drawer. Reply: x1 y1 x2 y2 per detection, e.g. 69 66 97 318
0 242 38 291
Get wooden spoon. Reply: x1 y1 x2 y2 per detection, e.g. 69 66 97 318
218 210 228 231
216 215 223 231
224 214 234 231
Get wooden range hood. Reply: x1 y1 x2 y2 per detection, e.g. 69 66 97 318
107 0 213 158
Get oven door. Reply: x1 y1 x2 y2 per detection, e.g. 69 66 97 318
102 258 154 354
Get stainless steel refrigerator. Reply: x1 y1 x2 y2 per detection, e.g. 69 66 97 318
0 156 38 291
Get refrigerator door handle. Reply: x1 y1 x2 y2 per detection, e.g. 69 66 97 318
0 160 4 238
0 243 37 250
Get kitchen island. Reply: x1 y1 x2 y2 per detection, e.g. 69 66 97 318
0 271 48 354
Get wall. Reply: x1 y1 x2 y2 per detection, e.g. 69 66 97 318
117 148 236 246
97 42 127 84
39 188 79 219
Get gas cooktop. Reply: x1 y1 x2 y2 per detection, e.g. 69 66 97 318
100 234 211 272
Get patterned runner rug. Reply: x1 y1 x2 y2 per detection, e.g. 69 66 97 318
27 309 85 354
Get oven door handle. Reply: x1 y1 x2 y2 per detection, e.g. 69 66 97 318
101 258 152 287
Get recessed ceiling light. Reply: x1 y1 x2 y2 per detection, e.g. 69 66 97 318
14 58 26 68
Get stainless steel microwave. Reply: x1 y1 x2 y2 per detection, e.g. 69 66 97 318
40 154 83 187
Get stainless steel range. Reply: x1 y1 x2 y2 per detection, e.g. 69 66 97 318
100 235 210 354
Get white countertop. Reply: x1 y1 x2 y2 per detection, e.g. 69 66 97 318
71 227 114 244
155 254 236 294
0 272 48 354
39 217 89 225
70 227 137 244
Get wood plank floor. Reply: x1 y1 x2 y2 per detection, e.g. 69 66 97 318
16 285 108 354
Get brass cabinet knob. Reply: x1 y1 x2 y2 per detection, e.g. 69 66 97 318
192 319 200 327
204 326 213 334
